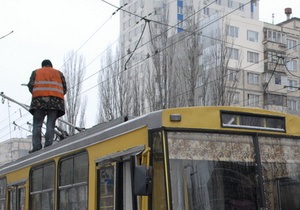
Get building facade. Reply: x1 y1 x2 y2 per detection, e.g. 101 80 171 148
0 137 31 166
263 18 300 113
116 0 300 116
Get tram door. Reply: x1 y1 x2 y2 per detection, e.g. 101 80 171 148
97 160 135 210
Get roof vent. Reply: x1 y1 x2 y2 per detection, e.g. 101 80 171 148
285 8 292 20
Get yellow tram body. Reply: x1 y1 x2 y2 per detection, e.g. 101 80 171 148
1 106 300 210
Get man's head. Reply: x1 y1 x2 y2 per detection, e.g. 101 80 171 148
41 59 53 67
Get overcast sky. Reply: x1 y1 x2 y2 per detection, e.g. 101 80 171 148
0 0 299 141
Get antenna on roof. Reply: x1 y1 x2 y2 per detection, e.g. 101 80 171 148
272 13 274 24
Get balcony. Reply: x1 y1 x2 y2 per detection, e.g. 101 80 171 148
265 62 287 73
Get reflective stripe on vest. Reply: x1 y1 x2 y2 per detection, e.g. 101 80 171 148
32 67 64 99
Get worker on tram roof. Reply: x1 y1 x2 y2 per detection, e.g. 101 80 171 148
27 59 67 153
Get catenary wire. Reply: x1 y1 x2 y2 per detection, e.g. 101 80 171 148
1 1 298 139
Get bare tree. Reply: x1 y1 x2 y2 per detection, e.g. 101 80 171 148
96 1 242 121
181 1 202 107
201 18 241 106
98 47 117 122
97 45 132 122
61 51 87 135
165 38 179 108
163 0 203 108
143 59 157 112
147 0 170 111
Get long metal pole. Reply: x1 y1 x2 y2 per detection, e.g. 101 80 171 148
0 92 84 132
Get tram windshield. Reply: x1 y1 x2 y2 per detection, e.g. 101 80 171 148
167 132 300 210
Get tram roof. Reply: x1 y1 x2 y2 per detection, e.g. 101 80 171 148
0 109 163 176
1 106 300 176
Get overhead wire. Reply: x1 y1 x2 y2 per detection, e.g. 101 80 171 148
0 3 122 140
81 0 265 104
0 1 139 139
92 1 266 106
1 0 298 138
73 0 257 98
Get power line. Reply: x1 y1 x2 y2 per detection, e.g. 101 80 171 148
0 31 13 40
1 1 298 138
79 0 267 99
68 0 255 98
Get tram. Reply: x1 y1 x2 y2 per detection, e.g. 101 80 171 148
1 106 300 210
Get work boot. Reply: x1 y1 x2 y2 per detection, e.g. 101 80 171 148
28 147 42 154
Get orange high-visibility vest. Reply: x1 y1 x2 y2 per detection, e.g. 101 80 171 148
32 67 64 99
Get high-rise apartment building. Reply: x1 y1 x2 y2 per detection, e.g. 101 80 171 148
263 17 300 113
120 0 259 58
117 0 300 115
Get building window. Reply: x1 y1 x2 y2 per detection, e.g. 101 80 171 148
247 30 258 42
178 6 183 14
226 25 239 38
178 0 183 14
177 0 183 7
287 39 297 51
227 69 238 81
287 100 298 111
248 94 259 106
247 51 259 63
197 75 204 87
247 72 259 85
227 0 233 8
227 91 240 104
266 94 287 106
227 47 239 60
239 3 244 11
267 30 286 44
287 80 298 91
204 7 210 15
286 59 297 71
177 13 183 21
274 74 282 85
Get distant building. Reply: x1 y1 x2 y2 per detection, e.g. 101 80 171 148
263 17 300 113
0 137 31 166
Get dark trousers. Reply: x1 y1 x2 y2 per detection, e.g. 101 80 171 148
32 109 58 149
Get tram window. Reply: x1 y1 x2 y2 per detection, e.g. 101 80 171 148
221 113 238 125
0 178 6 209
60 158 73 186
240 115 263 127
167 132 257 210
74 153 88 183
266 118 284 130
8 187 25 210
221 111 285 131
19 188 25 210
30 162 55 210
31 168 42 191
97 160 134 210
259 137 300 210
59 152 88 210
9 189 16 210
98 166 115 210
278 178 300 210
